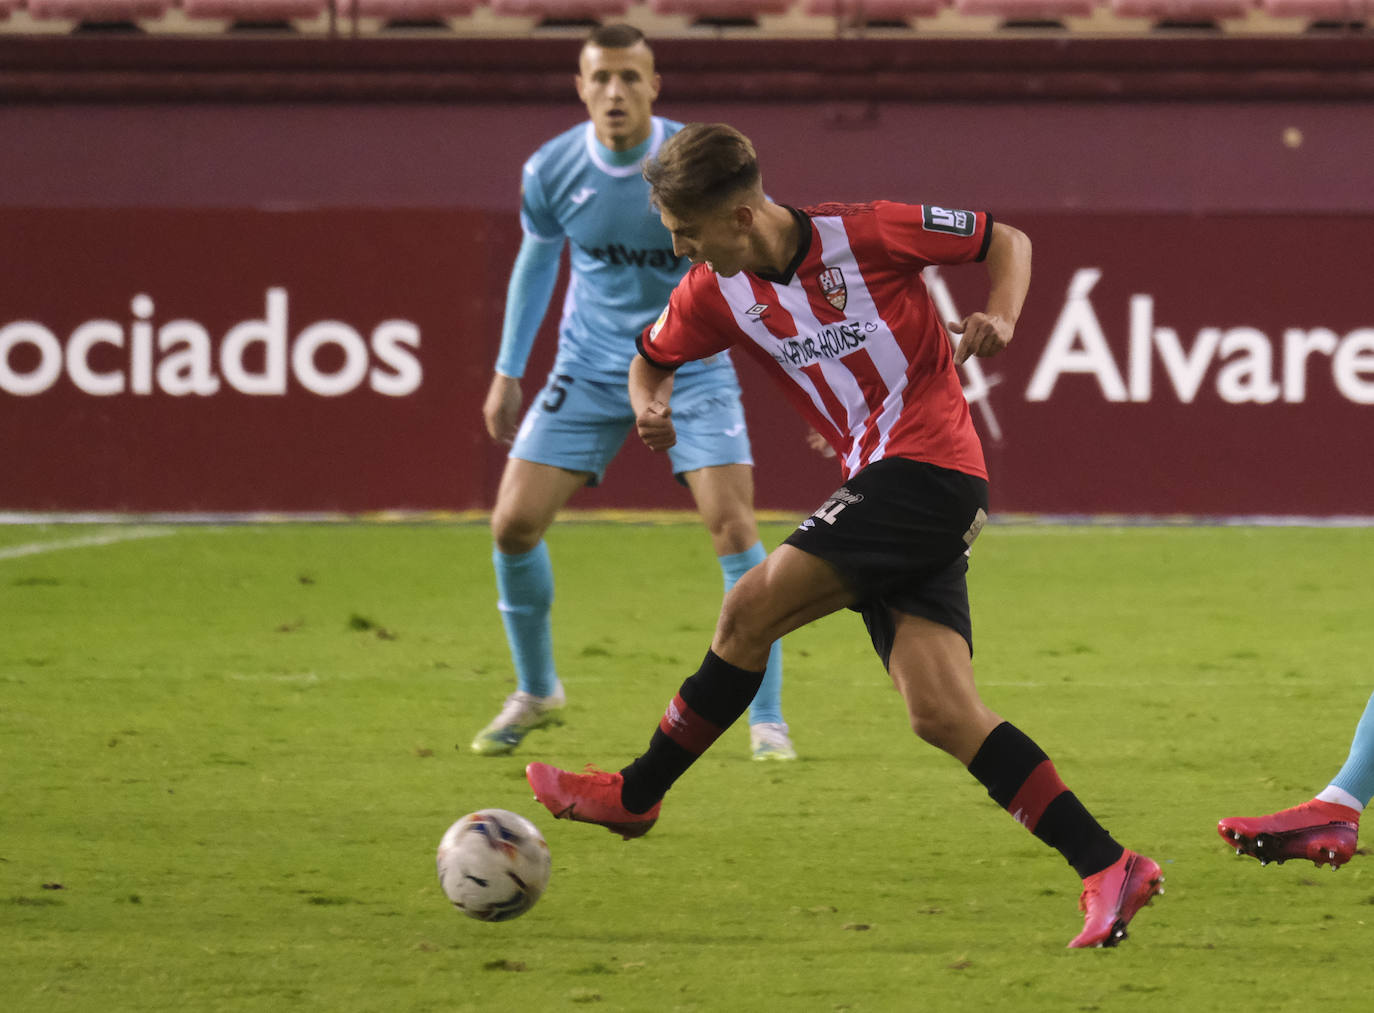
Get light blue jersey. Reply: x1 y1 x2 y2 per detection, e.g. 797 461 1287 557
508 116 734 386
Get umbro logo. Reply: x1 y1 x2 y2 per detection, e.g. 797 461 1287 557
570 187 597 205
746 303 769 320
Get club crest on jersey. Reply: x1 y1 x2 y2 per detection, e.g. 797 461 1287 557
818 267 847 312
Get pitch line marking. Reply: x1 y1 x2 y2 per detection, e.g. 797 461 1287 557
0 527 176 561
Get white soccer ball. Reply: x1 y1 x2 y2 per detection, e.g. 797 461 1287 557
436 809 551 922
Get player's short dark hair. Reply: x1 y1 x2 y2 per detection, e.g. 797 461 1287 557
643 123 761 218
586 24 648 50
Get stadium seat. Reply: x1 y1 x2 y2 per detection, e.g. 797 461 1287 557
1260 0 1368 15
954 0 1096 16
1108 0 1251 19
803 0 949 22
486 0 631 18
338 0 481 16
648 0 793 19
180 0 328 17
26 0 169 18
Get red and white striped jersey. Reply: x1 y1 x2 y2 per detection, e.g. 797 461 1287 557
638 200 992 481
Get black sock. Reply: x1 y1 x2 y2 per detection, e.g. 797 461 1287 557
967 721 1124 878
619 649 765 813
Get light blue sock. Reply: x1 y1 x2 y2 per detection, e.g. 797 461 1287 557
492 542 557 698
719 541 784 726
1327 691 1374 809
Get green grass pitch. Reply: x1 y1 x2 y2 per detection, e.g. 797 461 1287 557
1 519 1371 1011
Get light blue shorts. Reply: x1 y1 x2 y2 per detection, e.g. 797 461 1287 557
510 370 754 487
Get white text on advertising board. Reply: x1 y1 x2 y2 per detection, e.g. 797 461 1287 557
1028 269 1374 405
0 289 422 398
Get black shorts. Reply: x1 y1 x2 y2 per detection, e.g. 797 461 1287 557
783 457 989 665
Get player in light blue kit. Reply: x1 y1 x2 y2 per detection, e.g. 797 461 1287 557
473 25 793 761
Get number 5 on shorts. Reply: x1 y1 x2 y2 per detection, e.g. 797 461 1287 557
541 374 573 413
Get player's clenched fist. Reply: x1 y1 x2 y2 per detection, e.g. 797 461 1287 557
483 373 523 445
636 399 676 451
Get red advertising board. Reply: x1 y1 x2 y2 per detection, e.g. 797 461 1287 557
2 208 1371 517
1 208 517 514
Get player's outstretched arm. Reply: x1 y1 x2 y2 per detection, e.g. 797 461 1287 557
629 353 678 452
950 221 1032 365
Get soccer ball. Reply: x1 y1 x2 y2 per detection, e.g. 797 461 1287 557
436 809 551 922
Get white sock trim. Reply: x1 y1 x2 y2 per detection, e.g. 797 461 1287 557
1316 785 1364 812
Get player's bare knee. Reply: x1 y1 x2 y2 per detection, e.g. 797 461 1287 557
714 593 773 665
704 514 758 557
491 509 544 556
909 715 959 755
905 701 968 755
714 599 755 647
909 694 998 760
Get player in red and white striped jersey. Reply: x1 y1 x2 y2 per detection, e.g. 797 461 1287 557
640 197 990 483
526 123 1162 948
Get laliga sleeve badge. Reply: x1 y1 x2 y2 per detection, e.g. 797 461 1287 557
922 206 977 237
649 305 670 339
